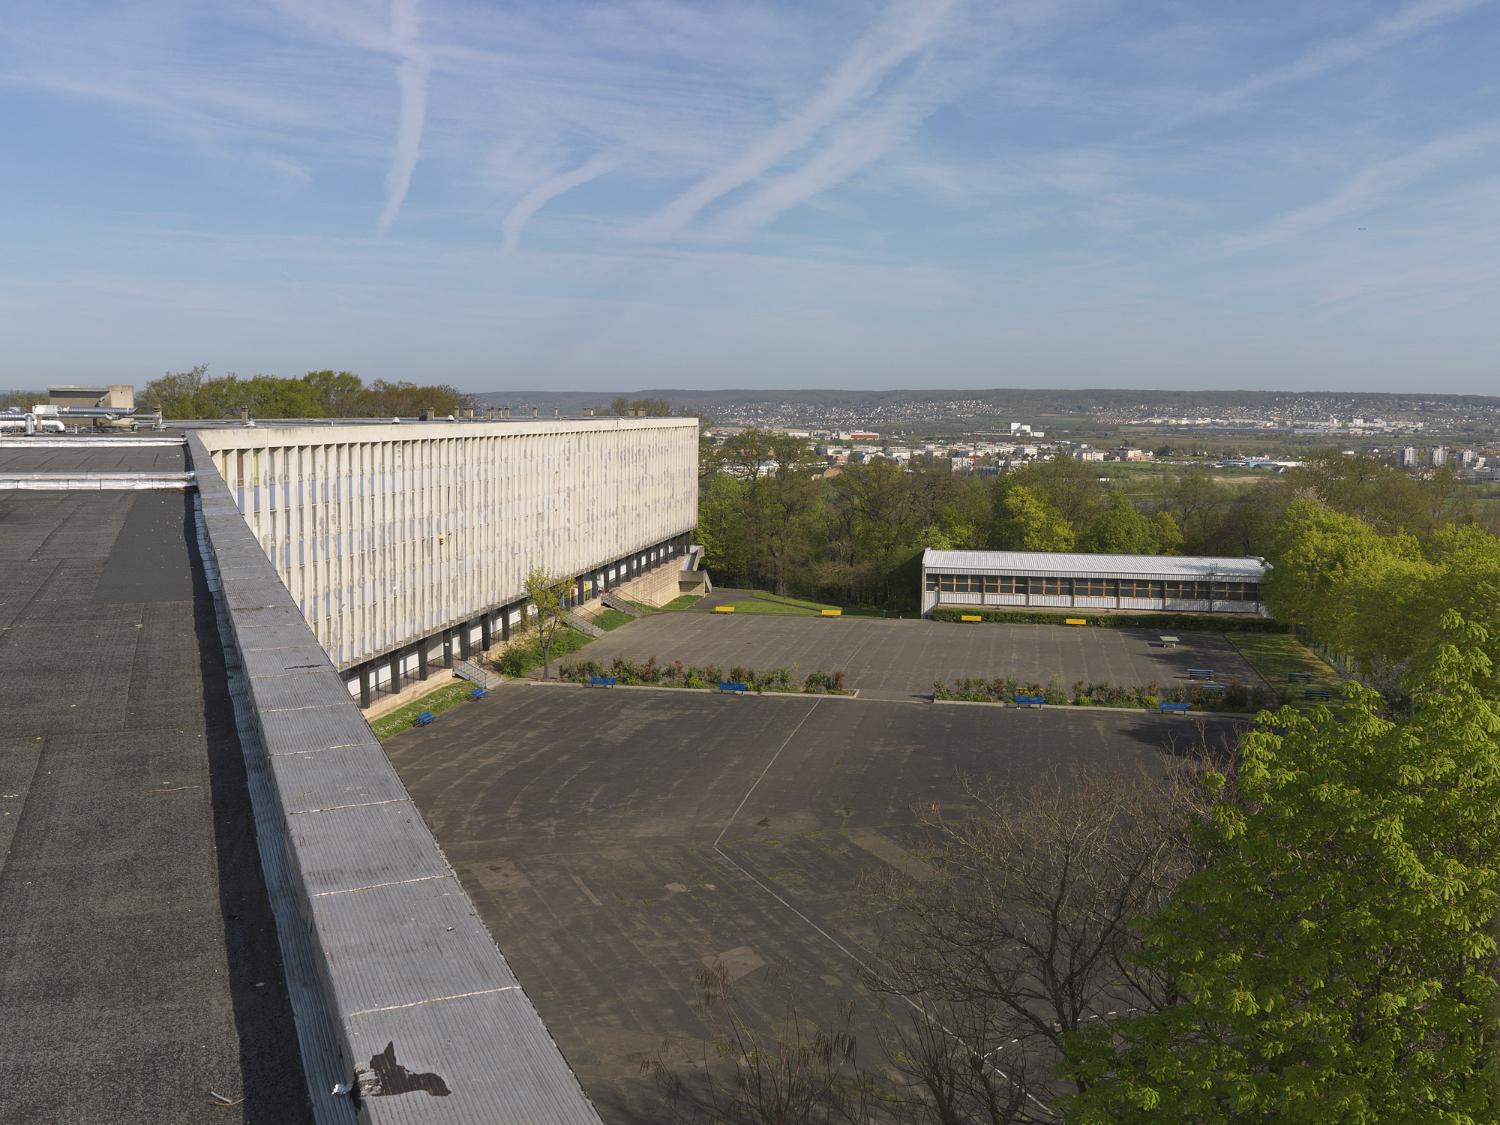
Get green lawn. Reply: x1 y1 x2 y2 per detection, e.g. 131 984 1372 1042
1229 632 1343 706
658 594 703 611
369 679 479 741
593 607 634 631
751 591 839 612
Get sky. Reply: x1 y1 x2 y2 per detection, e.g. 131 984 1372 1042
2 0 1498 394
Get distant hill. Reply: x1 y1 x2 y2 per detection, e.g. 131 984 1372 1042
469 387 1500 428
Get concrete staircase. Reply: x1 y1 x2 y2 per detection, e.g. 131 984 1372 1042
600 592 643 617
564 611 604 637
453 659 494 689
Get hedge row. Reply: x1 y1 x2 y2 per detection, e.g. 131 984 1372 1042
559 656 850 695
932 675 1280 712
930 606 1289 633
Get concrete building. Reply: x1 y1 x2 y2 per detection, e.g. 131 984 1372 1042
1431 446 1449 468
192 416 699 704
48 383 134 409
1399 446 1419 468
921 549 1267 617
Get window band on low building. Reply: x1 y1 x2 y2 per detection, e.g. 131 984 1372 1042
920 549 1268 617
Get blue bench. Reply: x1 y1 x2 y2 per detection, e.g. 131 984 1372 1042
469 686 487 700
1304 687 1332 700
588 676 617 688
415 710 435 726
719 681 749 694
1159 701 1190 714
1287 671 1313 683
1194 682 1226 693
1187 668 1213 680
1014 694 1045 708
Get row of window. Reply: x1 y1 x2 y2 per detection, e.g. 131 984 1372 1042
927 573 1261 601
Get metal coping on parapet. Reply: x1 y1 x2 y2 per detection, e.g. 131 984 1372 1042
185 433 602 1124
0 471 197 491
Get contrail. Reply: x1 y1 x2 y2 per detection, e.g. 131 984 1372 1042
378 0 428 233
499 153 619 256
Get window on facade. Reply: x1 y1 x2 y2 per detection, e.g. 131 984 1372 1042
1077 578 1112 597
1031 577 1071 596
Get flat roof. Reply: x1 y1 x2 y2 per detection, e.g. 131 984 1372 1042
0 487 311 1123
922 548 1266 581
0 443 185 473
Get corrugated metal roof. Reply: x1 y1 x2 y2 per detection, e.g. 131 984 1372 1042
922 549 1266 580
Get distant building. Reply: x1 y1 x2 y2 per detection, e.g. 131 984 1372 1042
1399 447 1418 468
1431 446 1449 468
1074 447 1107 462
921 550 1267 617
48 383 134 410
1111 448 1153 462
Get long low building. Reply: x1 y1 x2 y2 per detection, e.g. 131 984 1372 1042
192 416 700 702
921 549 1268 617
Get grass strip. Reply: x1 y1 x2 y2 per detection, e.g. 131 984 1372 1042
370 680 477 741
1229 632 1342 706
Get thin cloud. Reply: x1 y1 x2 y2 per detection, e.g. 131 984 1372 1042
636 0 962 242
499 153 620 256
1173 0 1493 126
706 63 944 241
1210 123 1500 257
377 0 429 233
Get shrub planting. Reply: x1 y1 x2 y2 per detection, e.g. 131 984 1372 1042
558 657 850 695
932 675 1279 712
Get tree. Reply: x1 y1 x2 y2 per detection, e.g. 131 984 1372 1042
1150 510 1184 555
610 396 672 417
521 568 571 680
709 430 821 596
141 363 208 417
1263 500 1429 674
698 474 756 585
1010 458 1106 529
1079 495 1161 554
1063 616 1500 1121
866 765 1210 1121
301 369 364 414
991 484 1076 552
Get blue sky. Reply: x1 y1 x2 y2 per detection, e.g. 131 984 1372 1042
2 0 1498 393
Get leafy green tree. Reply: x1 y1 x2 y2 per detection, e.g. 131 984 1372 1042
1063 615 1500 1122
1151 509 1185 554
709 429 821 596
990 483 1076 552
521 568 572 680
141 363 208 417
697 474 756 585
1010 457 1105 528
609 396 671 417
1079 494 1161 554
1264 500 1431 675
301 369 364 414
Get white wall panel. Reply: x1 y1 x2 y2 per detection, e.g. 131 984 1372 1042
199 419 698 669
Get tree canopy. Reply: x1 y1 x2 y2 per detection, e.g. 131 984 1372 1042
1063 616 1500 1122
141 365 471 419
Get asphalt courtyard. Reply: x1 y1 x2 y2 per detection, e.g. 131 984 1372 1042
385 684 1242 1122
572 612 1260 700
